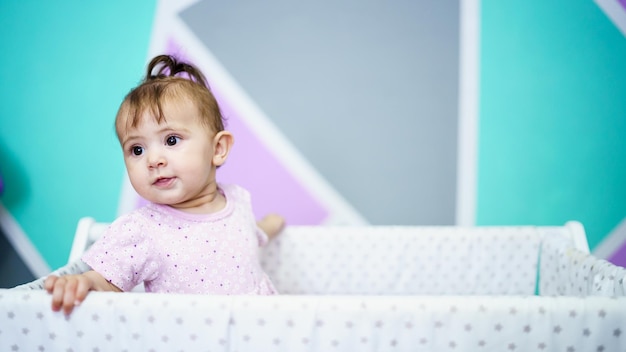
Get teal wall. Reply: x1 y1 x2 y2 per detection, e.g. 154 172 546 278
478 1 626 249
0 1 156 268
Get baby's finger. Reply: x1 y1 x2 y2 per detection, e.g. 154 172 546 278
62 278 79 315
44 275 58 293
50 277 67 312
74 278 91 305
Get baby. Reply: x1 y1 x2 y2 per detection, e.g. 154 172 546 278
45 55 284 314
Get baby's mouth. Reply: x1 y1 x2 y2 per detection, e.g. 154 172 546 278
153 177 175 187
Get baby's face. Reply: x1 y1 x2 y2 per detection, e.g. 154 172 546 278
118 100 218 207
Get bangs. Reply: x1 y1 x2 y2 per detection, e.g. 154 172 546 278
125 82 172 127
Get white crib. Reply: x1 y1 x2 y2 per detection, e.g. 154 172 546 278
2 219 625 351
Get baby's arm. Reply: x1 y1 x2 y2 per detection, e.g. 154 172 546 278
257 213 285 240
44 270 122 315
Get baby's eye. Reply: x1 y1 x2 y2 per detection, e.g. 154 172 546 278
131 146 143 156
166 135 180 146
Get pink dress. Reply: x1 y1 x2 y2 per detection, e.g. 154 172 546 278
82 184 277 295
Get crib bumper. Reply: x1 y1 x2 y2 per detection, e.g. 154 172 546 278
261 226 542 295
540 229 626 296
1 289 625 352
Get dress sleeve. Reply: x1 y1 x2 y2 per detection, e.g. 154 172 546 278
256 226 270 247
81 212 159 292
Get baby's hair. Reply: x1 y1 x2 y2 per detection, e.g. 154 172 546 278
116 54 225 138
147 55 209 87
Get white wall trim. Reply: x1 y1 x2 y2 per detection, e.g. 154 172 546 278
0 202 51 278
592 217 626 259
595 0 626 37
456 0 480 226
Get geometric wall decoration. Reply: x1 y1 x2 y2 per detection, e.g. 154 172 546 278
117 0 367 225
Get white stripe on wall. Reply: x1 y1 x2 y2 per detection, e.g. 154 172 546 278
595 0 626 37
592 217 626 259
0 203 51 278
456 0 480 226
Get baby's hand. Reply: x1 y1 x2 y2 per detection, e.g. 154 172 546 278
258 214 286 240
44 273 94 315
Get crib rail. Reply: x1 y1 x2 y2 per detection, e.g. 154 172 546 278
15 221 600 296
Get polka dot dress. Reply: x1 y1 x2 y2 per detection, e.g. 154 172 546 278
82 184 276 295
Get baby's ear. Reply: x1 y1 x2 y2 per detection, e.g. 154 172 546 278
212 131 234 166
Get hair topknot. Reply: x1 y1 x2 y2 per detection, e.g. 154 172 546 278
146 55 209 88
